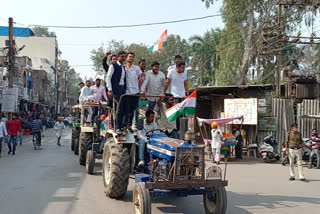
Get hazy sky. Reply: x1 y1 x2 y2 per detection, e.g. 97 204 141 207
0 0 224 79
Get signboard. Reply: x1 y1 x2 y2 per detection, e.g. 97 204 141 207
1 88 18 113
224 98 258 125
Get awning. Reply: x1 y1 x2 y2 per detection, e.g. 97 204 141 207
197 115 244 126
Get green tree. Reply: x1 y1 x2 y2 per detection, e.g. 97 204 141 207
58 60 82 98
32 26 56 37
189 29 221 86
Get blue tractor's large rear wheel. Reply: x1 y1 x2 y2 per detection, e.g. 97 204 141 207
203 186 227 214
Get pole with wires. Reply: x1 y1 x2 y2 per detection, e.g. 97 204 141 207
8 17 14 88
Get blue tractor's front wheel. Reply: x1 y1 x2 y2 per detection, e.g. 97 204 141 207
203 186 227 214
133 182 151 214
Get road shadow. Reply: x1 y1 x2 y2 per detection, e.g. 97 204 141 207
152 190 320 214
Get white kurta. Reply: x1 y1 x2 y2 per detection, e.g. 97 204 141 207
211 128 223 162
54 122 65 137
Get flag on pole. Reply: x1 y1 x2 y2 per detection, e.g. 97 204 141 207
148 30 167 52
93 73 99 81
165 91 197 122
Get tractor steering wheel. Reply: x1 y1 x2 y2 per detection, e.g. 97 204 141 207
145 129 165 138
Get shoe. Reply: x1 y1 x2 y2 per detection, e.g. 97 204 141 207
123 128 128 135
300 178 309 182
12 151 15 155
128 126 137 132
116 129 123 135
289 177 295 181
57 143 61 146
8 150 11 155
138 160 145 167
20 143 22 146
216 161 220 165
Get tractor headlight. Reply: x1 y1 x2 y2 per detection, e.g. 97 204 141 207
158 161 167 170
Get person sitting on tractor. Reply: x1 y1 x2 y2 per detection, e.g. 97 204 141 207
157 93 179 139
79 80 95 124
137 110 158 167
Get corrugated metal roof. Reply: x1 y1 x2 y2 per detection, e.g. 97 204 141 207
0 26 34 37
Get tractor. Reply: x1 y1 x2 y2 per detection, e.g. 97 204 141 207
101 95 228 214
71 104 81 155
78 101 109 174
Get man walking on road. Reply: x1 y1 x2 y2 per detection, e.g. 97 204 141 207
0 119 8 157
7 114 21 155
54 117 65 146
141 61 166 111
286 124 307 181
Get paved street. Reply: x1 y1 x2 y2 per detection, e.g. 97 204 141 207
0 128 320 214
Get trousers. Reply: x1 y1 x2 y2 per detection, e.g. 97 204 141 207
289 148 305 179
212 147 221 162
309 149 320 168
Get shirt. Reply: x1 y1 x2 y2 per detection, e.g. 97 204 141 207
79 86 94 105
31 119 43 133
91 85 108 102
7 120 21 136
167 68 187 98
54 122 65 137
286 131 303 148
311 134 320 150
138 119 158 142
107 61 126 91
141 70 166 102
125 64 142 94
211 128 223 149
158 103 176 132
0 121 8 137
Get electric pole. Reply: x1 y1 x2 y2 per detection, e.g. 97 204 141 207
8 17 14 88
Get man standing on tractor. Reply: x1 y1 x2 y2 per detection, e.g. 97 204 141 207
107 51 127 134
54 117 65 146
91 78 108 102
141 61 166 111
103 51 117 74
123 52 143 134
79 80 95 124
157 94 179 139
137 110 158 167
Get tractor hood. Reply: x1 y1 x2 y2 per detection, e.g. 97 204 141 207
147 133 197 161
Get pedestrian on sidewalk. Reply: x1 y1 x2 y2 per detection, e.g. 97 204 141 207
0 119 8 157
285 124 307 181
54 117 65 146
19 115 26 145
211 122 223 164
309 128 320 169
7 114 21 155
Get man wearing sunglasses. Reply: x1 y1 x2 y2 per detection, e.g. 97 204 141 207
157 93 179 139
107 51 127 134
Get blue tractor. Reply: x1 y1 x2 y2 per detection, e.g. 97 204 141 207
103 128 228 214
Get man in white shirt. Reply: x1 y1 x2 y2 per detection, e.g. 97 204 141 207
123 52 143 133
106 51 127 133
0 120 8 157
167 55 187 93
137 110 158 166
141 61 166 111
79 80 95 123
164 61 189 99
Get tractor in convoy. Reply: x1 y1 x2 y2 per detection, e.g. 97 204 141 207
71 105 81 155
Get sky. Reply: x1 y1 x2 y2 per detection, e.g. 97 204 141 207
0 0 224 79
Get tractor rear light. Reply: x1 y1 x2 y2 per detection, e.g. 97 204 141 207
117 137 123 141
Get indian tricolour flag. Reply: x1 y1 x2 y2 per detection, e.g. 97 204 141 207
148 30 167 52
165 91 197 122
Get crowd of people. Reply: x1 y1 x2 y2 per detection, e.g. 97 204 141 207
0 113 66 157
78 51 189 136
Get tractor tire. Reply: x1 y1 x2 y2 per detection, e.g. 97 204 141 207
73 128 80 155
102 138 130 198
203 186 227 214
71 127 76 151
79 133 93 166
86 150 95 174
133 182 151 214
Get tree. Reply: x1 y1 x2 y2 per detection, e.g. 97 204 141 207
32 26 56 37
189 29 221 86
58 60 82 99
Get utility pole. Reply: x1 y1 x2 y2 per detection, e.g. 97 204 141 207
276 2 282 97
8 17 14 88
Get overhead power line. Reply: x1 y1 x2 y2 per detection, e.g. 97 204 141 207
28 14 222 29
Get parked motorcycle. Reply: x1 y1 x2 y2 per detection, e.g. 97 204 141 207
259 135 280 163
281 140 317 166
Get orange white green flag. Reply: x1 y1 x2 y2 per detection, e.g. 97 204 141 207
148 30 167 52
165 91 197 122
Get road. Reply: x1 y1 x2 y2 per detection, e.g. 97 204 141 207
0 128 320 214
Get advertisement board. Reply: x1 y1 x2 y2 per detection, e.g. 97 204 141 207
224 98 258 125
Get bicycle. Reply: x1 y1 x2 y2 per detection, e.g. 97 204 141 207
32 132 41 150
